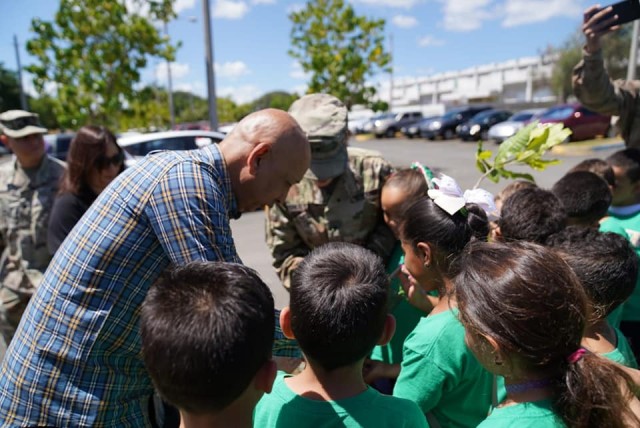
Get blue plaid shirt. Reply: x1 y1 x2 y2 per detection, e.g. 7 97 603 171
0 145 242 427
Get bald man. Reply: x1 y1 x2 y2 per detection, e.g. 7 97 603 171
0 109 310 427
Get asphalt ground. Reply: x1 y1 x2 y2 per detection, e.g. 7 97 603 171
233 134 624 308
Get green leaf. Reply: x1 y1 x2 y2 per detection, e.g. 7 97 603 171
495 122 538 166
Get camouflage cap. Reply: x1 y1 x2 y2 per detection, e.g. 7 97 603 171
0 110 47 139
289 94 348 181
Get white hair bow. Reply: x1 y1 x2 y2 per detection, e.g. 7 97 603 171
427 174 498 221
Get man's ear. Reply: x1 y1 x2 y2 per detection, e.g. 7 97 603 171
254 359 277 394
279 306 295 339
416 242 432 266
492 226 502 241
376 314 396 346
247 143 271 175
0 135 10 149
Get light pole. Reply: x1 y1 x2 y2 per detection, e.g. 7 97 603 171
628 20 639 80
202 0 218 131
13 35 28 110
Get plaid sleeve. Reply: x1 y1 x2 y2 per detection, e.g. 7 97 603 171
144 160 240 264
272 309 302 358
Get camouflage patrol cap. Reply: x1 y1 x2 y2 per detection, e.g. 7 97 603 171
0 110 47 139
289 94 348 181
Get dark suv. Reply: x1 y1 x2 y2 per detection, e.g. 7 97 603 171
44 133 76 161
422 106 492 140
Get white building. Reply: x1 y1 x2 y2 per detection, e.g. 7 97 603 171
388 53 559 116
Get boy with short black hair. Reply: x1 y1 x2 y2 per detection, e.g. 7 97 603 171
140 262 277 428
547 226 638 368
568 157 615 188
552 171 612 228
253 242 427 427
495 187 567 244
601 148 640 360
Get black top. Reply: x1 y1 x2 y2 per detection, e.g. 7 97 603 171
47 189 97 255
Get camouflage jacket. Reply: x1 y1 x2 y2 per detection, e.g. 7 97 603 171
265 147 395 289
0 155 66 308
573 49 640 148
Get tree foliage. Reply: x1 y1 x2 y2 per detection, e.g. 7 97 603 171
289 0 390 110
551 26 633 101
26 0 176 129
0 63 22 112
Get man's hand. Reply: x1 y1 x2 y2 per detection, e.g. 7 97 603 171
583 4 620 54
363 359 400 384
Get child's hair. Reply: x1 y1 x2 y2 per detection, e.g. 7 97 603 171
569 158 615 187
546 226 638 320
607 148 640 183
551 171 612 226
290 242 388 371
140 262 275 414
383 168 430 216
400 196 488 275
498 187 566 244
494 180 537 210
455 240 640 428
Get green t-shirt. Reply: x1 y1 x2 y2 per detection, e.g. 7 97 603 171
477 399 564 427
253 371 429 428
600 214 640 321
602 327 639 369
371 244 425 364
394 309 493 428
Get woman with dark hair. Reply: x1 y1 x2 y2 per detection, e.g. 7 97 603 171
391 189 493 428
456 240 640 427
47 126 124 254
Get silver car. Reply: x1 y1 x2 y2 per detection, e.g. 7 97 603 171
487 109 545 143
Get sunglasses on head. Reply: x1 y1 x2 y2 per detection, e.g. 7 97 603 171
95 151 124 169
0 116 41 131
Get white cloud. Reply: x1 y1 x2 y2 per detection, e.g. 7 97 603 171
392 15 418 28
214 0 249 19
418 35 445 47
501 0 582 27
175 0 197 13
155 62 191 81
286 3 305 14
291 84 308 96
214 61 251 78
218 85 262 103
440 0 493 32
174 81 207 97
353 0 420 8
290 62 310 80
251 0 275 4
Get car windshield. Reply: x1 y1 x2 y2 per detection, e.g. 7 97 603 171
442 109 465 121
373 113 395 120
470 110 496 124
539 106 574 120
509 112 535 122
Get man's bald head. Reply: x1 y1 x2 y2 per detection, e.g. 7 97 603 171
219 109 310 212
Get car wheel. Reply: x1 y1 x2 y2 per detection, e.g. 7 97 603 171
480 130 489 141
444 129 454 140
385 128 396 138
375 134 383 139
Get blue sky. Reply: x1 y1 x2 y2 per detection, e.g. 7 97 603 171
1 0 596 104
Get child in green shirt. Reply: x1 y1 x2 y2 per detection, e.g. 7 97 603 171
455 240 640 427
253 243 428 428
547 227 638 369
391 177 496 427
140 262 277 428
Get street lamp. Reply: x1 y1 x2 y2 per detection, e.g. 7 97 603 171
202 0 218 131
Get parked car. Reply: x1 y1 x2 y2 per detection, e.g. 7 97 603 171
487 109 546 143
361 113 393 134
118 130 225 165
44 133 76 161
457 109 513 141
402 116 440 139
537 104 610 141
373 111 423 138
348 117 371 135
422 106 492 140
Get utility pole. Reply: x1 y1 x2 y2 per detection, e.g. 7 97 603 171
389 33 394 112
628 20 639 80
13 35 28 110
164 22 175 129
202 0 218 130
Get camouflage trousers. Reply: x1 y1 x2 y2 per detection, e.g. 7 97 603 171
0 287 31 362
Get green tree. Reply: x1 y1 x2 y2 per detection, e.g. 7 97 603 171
26 0 176 130
551 26 632 101
0 63 22 112
289 0 390 110
251 91 298 111
30 95 62 130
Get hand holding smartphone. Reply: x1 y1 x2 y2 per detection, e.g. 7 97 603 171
582 1 640 53
593 0 640 30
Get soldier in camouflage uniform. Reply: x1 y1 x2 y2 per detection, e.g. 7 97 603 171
0 110 66 359
266 94 396 289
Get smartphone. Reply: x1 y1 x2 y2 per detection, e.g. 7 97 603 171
595 0 640 28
